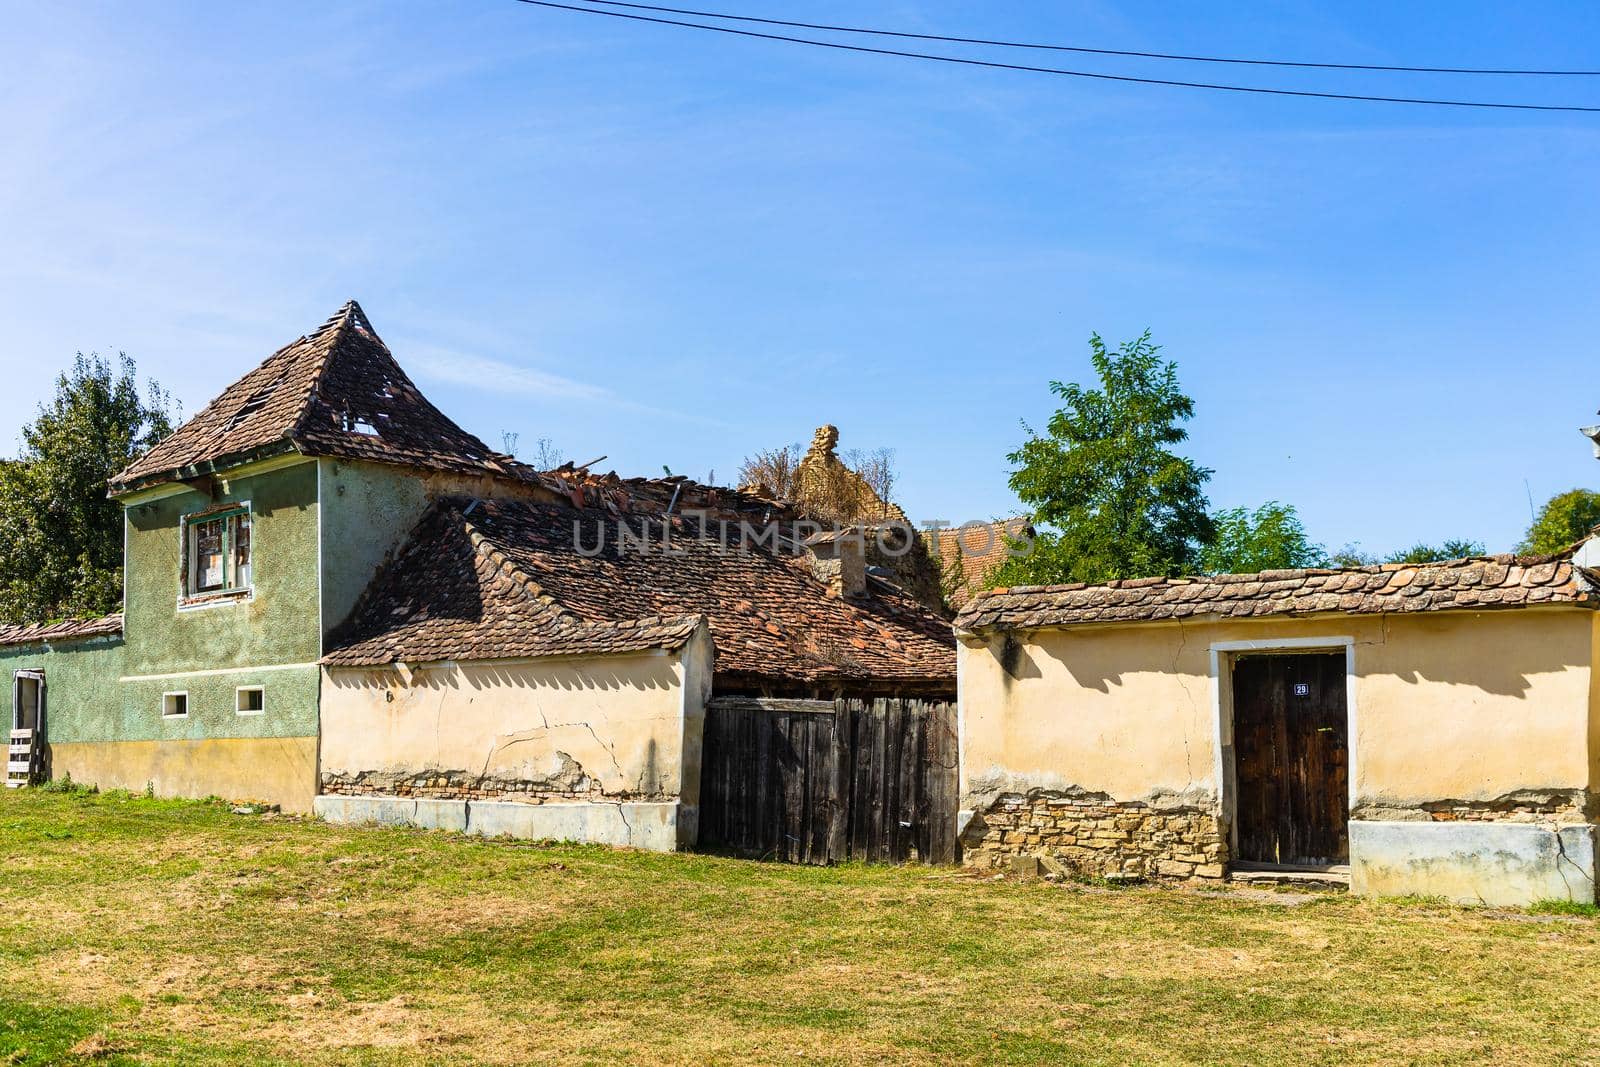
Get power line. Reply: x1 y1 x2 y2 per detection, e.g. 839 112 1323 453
573 0 1600 77
511 1 1600 113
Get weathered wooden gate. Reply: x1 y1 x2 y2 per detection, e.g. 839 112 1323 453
697 696 960 865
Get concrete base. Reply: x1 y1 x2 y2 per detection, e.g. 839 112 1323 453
313 795 468 833
1350 820 1598 907
313 795 690 852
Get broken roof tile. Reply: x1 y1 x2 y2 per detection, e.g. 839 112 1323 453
109 301 531 494
323 499 956 689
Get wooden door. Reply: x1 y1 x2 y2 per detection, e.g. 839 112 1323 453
1232 652 1348 866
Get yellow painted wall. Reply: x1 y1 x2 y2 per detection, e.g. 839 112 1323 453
319 629 714 800
50 737 319 812
959 608 1595 810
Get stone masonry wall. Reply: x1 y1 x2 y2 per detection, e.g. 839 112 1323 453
1353 788 1591 827
962 790 1228 881
320 761 672 805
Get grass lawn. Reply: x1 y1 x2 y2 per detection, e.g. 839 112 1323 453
1 790 1597 1065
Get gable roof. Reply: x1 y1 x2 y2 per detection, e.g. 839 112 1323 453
955 551 1600 633
320 504 703 666
109 302 529 494
325 498 956 689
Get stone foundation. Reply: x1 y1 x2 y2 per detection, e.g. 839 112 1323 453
320 765 667 806
961 790 1227 880
1354 789 1591 827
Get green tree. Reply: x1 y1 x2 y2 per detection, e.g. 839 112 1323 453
1327 543 1378 568
0 354 174 623
992 331 1214 586
1519 489 1600 554
1387 539 1485 564
1197 502 1325 574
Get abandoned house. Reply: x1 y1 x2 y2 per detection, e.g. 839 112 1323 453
8 297 1594 908
0 301 955 850
954 547 1600 906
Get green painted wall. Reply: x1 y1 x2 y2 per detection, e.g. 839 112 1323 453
316 458 557 635
0 636 123 739
318 458 432 636
0 458 325 753
113 459 322 744
112 665 321 744
123 460 321 675
2 455 539 779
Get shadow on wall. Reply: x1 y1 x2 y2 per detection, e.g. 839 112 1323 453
997 634 1042 683
462 658 677 694
322 656 679 695
1370 616 1587 698
1004 615 1589 700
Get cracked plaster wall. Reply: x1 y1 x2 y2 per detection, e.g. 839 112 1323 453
319 632 710 807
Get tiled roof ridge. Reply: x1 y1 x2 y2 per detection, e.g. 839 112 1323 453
956 543 1600 632
281 301 363 448
320 499 708 667
970 548 1579 604
0 612 124 648
457 505 574 622
458 500 705 644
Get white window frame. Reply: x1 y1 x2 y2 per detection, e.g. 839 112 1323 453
235 685 265 716
12 670 44 733
177 501 254 609
162 691 189 718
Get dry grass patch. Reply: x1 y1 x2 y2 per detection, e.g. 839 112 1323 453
1 789 1598 1065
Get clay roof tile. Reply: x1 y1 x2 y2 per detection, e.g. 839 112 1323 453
954 549 1599 633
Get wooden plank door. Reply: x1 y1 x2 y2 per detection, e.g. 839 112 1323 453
1232 652 1348 866
696 697 959 865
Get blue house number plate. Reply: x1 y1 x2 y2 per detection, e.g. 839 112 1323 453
1293 683 1310 697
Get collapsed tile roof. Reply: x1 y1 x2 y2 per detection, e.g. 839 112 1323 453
0 613 123 648
109 301 538 495
955 550 1600 633
321 503 703 665
324 498 956 689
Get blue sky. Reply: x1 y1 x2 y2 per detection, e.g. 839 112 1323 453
1 1 1597 556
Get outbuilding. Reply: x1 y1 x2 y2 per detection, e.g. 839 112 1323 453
954 545 1600 906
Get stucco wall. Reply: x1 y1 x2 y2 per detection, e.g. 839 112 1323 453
960 609 1595 812
317 459 431 639
122 459 322 681
317 459 562 638
0 458 325 809
0 636 124 733
50 737 318 812
319 627 714 805
0 635 317 809
0 635 124 784
958 607 1599 901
